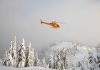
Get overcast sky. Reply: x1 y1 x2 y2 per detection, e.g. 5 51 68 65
0 0 100 57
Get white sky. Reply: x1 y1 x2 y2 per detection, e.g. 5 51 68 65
0 0 100 57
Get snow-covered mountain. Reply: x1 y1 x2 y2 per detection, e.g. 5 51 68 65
45 41 100 70
1 39 100 70
46 41 91 59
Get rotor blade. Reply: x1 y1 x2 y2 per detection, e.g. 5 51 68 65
56 21 66 24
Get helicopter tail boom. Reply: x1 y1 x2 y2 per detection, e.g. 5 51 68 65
40 19 43 24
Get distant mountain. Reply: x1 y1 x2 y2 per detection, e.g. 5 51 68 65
45 41 100 70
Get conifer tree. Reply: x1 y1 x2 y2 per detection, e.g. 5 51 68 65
3 41 13 66
48 55 54 68
96 46 100 68
17 38 26 67
26 42 35 67
34 52 40 66
11 36 17 66
41 57 47 67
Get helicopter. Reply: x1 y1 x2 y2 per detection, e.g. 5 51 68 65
40 19 60 29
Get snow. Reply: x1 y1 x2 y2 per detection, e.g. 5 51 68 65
1 39 100 70
0 66 52 70
45 41 100 70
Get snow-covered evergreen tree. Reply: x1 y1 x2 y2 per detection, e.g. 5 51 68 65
34 52 40 66
3 36 17 67
3 51 9 66
61 48 68 69
41 57 47 67
87 51 96 70
25 42 35 67
55 51 61 69
6 52 12 66
48 55 54 68
3 41 14 66
11 36 17 66
0 58 2 64
17 38 26 67
96 46 100 68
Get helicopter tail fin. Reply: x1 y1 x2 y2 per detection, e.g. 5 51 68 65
40 19 43 24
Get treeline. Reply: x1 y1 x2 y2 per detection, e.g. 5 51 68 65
3 37 47 68
2 37 100 70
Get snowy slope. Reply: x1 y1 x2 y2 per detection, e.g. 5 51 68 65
0 66 52 70
46 41 91 58
1 41 100 70
45 41 100 70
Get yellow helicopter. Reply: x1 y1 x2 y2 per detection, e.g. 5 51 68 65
40 19 60 29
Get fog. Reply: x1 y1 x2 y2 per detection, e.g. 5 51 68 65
0 0 100 58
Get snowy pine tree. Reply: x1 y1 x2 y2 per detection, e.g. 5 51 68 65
17 38 26 67
3 41 14 66
3 36 17 67
34 52 40 66
41 57 47 67
88 51 96 70
11 36 17 66
0 58 2 64
25 42 35 67
3 51 9 66
48 55 54 68
55 51 61 69
96 46 100 68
